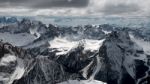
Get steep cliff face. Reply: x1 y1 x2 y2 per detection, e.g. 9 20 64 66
13 56 83 84
95 31 135 84
0 42 34 84
0 42 83 84
94 31 148 84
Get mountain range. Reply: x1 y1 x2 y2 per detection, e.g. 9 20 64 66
0 17 150 84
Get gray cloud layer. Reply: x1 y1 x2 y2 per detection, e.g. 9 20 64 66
0 0 89 8
102 3 140 15
0 0 149 16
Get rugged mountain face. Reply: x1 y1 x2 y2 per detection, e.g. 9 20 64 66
0 41 83 84
13 56 83 84
0 17 150 84
68 31 148 84
0 41 34 84
0 18 107 47
96 31 136 83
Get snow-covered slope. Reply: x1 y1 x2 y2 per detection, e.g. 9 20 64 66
49 37 105 55
58 80 106 84
0 42 34 84
0 33 36 46
130 34 150 55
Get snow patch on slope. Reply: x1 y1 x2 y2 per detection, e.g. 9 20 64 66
102 30 111 34
7 58 25 84
0 54 16 66
0 33 36 46
0 54 25 84
84 39 105 51
130 34 150 55
89 56 103 80
58 80 106 84
49 37 105 55
81 61 93 79
49 37 78 55
30 28 41 39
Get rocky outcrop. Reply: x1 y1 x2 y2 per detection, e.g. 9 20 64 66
0 41 85 84
13 56 82 84
94 31 148 84
0 41 34 84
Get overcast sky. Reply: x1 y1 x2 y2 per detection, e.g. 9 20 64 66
0 0 149 16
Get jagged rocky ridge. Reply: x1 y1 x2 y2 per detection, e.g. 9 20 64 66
0 41 84 84
0 41 34 84
0 17 150 84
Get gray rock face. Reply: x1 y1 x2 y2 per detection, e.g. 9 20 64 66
96 31 136 84
0 42 34 84
94 31 148 84
0 42 83 84
13 57 82 84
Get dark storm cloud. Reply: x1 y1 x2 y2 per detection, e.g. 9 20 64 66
0 0 89 8
0 0 149 16
102 3 140 15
